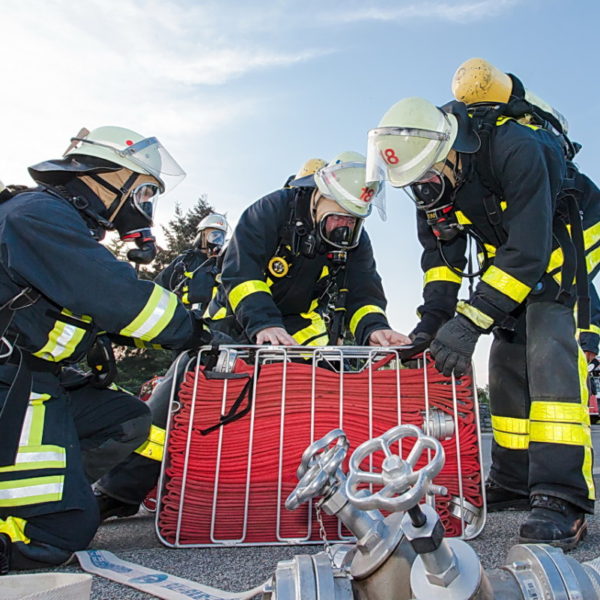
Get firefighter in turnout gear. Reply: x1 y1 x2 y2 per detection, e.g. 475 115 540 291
0 126 209 572
367 95 599 549
206 151 409 348
155 212 228 311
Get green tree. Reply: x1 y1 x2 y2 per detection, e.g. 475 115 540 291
109 195 215 393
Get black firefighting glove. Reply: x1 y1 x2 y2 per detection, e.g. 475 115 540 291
430 315 480 377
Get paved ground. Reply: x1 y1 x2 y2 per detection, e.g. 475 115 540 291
13 429 600 599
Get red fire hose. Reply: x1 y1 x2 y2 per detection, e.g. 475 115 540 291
158 355 482 544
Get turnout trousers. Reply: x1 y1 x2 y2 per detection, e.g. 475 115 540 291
96 352 191 505
0 365 151 569
488 296 595 513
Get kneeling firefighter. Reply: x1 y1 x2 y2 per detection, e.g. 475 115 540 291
91 154 411 522
206 152 411 347
366 87 599 548
155 212 229 311
0 126 209 572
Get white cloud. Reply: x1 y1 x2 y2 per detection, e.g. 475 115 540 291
325 0 520 24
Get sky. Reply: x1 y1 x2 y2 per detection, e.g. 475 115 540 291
2 0 599 385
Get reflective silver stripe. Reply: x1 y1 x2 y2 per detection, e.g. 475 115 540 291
15 451 64 464
0 480 63 501
19 407 33 447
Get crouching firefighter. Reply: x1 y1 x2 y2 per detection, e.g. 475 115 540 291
367 95 598 549
90 153 411 523
155 212 229 311
0 126 210 572
206 151 411 347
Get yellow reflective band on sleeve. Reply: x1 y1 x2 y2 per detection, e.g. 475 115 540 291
454 211 471 225
546 246 564 275
0 516 30 544
586 246 600 275
120 285 178 341
481 265 531 303
133 339 163 349
492 415 529 449
529 422 591 446
0 475 64 507
456 300 494 330
491 415 529 434
530 401 588 423
349 305 386 336
293 311 328 346
229 280 271 312
584 223 600 250
580 324 600 335
423 267 462 286
134 425 165 462
33 310 92 362
207 306 227 320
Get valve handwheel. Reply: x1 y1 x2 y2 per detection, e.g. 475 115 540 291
345 424 446 512
285 429 349 510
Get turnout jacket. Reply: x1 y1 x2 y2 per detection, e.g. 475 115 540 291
206 188 390 345
0 189 202 366
414 117 600 337
155 248 220 309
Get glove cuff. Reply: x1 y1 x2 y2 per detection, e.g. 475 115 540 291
460 296 517 332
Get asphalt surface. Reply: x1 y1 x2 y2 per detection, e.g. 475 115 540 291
12 429 600 599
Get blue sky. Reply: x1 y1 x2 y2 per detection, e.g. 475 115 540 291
2 0 599 384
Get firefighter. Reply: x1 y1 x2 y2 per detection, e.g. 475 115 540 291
206 151 410 348
0 126 208 572
366 96 599 549
155 212 229 311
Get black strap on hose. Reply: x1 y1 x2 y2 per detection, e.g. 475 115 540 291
199 367 259 436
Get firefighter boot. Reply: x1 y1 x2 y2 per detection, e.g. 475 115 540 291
485 480 530 512
518 495 587 550
0 533 10 575
94 489 139 521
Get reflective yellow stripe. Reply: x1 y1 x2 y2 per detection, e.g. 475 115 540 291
484 244 496 258
493 430 529 450
500 200 507 211
584 223 600 250
529 421 591 446
319 266 330 280
586 246 600 274
530 401 587 423
229 280 271 312
456 300 494 330
455 210 471 225
482 265 531 302
135 425 165 462
584 446 596 501
207 306 227 320
580 324 600 335
184 271 194 278
491 415 529 434
293 311 328 346
496 115 540 131
546 246 564 274
0 475 64 507
120 285 178 341
0 516 30 544
349 305 386 336
423 267 461 286
33 310 92 362
133 339 163 349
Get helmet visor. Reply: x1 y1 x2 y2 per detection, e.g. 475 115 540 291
317 161 386 220
366 125 452 188
318 212 363 250
206 229 225 248
118 137 185 191
131 182 161 223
